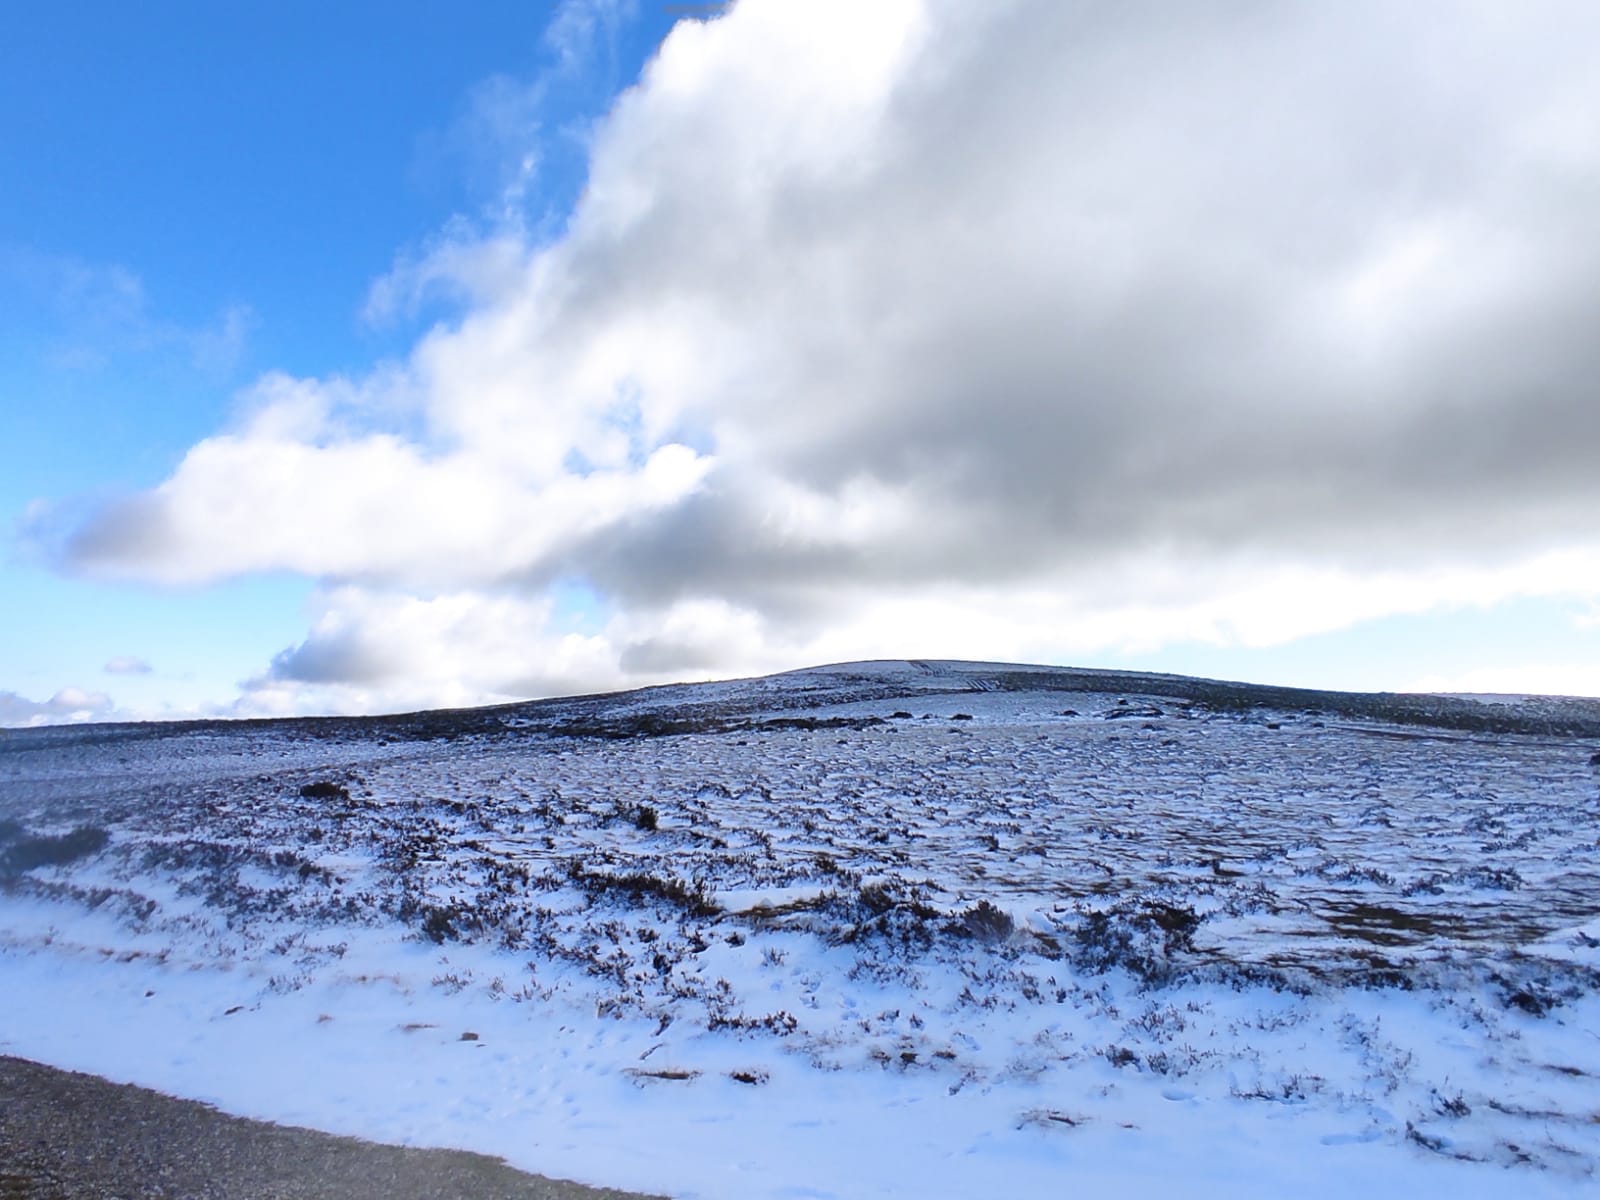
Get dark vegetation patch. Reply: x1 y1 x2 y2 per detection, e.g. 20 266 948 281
1322 904 1465 946
545 711 886 741
824 881 943 949
948 899 1015 943
551 712 731 740
623 1067 700 1083
4 877 159 924
0 825 109 876
740 890 841 924
1104 1045 1140 1069
757 715 887 733
1482 963 1600 1017
415 903 478 945
566 860 720 917
298 781 350 802
706 1010 799 1037
1103 704 1165 720
1069 902 1201 982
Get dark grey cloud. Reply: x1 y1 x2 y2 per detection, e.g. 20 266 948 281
617 635 729 677
65 493 182 573
271 634 401 686
531 0 1600 612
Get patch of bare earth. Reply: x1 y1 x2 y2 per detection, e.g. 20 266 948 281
0 1056 661 1200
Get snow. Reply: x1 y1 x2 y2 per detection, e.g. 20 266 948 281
2 661 1599 1197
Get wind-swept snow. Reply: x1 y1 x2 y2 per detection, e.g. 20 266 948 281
2 662 1598 1197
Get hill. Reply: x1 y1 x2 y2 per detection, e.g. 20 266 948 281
2 661 1598 1197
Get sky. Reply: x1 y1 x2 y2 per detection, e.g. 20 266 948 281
4 0 1600 726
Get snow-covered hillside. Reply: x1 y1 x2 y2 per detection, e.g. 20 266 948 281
3 661 1599 1197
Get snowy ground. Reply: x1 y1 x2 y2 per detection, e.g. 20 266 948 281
3 660 1599 1197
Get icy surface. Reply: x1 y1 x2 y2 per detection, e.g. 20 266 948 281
3 660 1599 1197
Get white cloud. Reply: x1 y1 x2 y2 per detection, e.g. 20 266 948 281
0 687 117 728
242 545 1600 716
362 225 529 326
65 371 713 587
51 0 1600 713
103 656 152 675
544 0 640 73
1406 665 1600 701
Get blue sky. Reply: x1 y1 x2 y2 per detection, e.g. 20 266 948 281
4 0 1599 725
2 0 673 718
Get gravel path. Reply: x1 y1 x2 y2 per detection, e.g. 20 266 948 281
0 1056 663 1200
